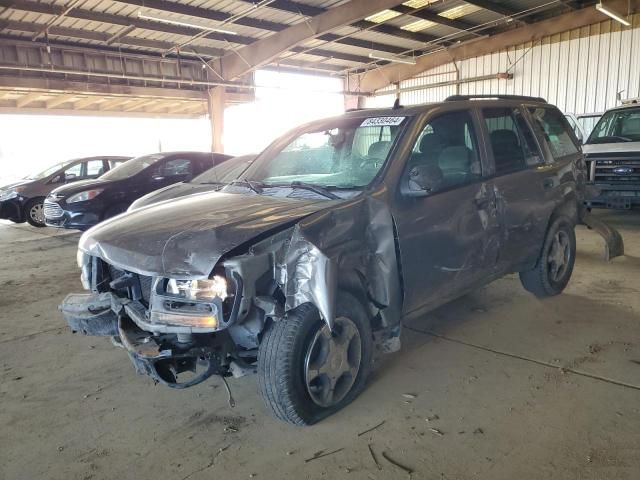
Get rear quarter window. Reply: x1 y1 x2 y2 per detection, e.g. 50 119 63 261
528 107 579 160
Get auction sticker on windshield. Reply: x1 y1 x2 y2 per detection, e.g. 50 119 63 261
361 117 406 127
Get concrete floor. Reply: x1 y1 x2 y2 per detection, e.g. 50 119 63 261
1 211 639 480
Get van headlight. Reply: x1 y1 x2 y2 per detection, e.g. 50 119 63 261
67 189 104 203
165 276 228 301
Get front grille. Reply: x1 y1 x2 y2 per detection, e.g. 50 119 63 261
587 153 640 184
43 200 63 218
106 262 153 306
139 275 153 304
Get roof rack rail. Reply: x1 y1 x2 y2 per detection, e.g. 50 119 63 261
445 94 547 103
621 97 639 105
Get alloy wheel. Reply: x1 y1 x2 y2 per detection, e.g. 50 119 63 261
304 317 362 408
29 203 45 225
547 230 571 282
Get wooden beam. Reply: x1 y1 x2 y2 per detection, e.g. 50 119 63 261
354 0 639 92
16 93 41 107
215 0 410 81
45 94 75 108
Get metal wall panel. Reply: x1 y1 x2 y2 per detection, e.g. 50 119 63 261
369 14 640 115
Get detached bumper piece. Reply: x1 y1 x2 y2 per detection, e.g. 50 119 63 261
580 210 625 262
61 293 119 336
61 292 224 388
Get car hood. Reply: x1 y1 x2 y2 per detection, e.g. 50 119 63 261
50 178 115 197
583 141 640 154
79 191 333 278
129 182 221 210
0 180 31 192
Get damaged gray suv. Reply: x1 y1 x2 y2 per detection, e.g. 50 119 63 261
63 95 596 425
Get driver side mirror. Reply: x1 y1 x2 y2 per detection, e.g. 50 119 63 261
401 164 443 197
65 173 77 181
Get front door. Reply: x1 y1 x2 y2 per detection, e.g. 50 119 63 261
393 109 500 316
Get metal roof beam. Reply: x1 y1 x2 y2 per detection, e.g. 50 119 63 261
464 0 529 23
1 0 374 65
214 0 409 81
354 0 639 92
16 92 41 107
264 0 441 43
114 0 414 55
45 94 76 108
391 5 483 31
0 20 226 57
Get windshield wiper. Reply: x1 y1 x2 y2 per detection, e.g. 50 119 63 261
230 179 264 194
276 181 340 200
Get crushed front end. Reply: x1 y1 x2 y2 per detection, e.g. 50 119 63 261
62 252 251 388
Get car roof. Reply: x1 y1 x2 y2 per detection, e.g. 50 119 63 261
601 103 640 113
339 95 549 120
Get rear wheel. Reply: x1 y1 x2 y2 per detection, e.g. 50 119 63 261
258 293 373 425
25 198 46 227
520 216 576 297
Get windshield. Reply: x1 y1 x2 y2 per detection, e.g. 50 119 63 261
100 153 164 181
242 115 408 189
192 155 255 184
26 160 73 180
588 107 640 144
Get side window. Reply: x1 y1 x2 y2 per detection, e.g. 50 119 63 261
86 160 104 176
108 159 125 169
154 158 193 178
64 163 82 179
528 107 579 160
484 108 542 174
406 110 481 193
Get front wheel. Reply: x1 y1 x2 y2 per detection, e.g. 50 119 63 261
257 294 373 425
25 198 46 227
519 216 576 297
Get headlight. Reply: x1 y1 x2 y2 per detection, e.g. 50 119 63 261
166 276 228 301
67 189 104 203
0 186 25 201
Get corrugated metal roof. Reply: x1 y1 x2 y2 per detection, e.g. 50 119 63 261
0 0 573 75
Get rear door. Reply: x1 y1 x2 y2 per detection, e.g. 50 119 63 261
393 108 501 315
480 106 560 273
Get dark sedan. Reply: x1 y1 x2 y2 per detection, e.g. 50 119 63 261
128 154 256 211
0 156 129 227
44 151 231 230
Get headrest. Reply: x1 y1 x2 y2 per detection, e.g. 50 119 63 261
491 129 520 147
368 141 391 158
419 134 442 154
438 146 471 170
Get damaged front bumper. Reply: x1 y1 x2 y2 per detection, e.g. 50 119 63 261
61 292 231 388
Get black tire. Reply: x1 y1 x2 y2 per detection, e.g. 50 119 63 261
257 293 373 426
25 198 46 227
519 215 576 297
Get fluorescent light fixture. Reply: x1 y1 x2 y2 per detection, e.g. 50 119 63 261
403 0 437 7
137 12 238 35
401 19 437 32
369 52 417 65
365 9 402 23
595 2 631 26
439 4 481 20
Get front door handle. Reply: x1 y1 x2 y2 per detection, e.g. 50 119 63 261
543 178 555 189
